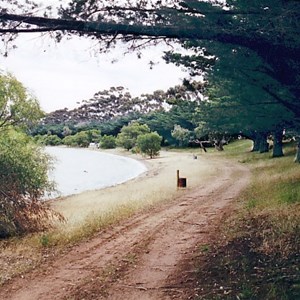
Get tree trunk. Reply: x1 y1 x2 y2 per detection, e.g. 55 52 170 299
259 132 269 153
251 134 260 152
294 141 300 163
272 129 284 158
214 139 224 151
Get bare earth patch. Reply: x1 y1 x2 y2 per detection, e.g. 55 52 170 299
0 153 250 300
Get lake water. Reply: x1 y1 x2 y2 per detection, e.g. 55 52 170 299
46 147 147 198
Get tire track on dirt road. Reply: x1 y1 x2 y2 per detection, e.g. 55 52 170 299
0 160 250 300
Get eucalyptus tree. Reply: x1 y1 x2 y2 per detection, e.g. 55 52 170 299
0 73 44 132
116 121 150 150
137 132 162 158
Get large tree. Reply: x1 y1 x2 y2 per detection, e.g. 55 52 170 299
0 1 299 98
191 44 295 156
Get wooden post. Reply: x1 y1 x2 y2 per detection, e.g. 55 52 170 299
177 170 187 188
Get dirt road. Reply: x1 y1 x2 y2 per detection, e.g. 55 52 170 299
0 160 250 300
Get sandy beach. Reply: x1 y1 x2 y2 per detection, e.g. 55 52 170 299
50 148 216 226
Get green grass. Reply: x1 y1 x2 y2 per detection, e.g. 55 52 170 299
194 139 300 300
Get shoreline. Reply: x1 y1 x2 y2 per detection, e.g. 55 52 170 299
50 148 216 226
46 146 147 199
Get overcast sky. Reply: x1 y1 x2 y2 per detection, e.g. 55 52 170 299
0 0 187 112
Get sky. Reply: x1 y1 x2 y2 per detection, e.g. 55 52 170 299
0 1 188 113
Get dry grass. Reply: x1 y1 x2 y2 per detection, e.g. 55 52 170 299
0 149 216 284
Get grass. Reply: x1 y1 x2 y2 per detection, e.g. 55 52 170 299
194 139 300 300
0 188 173 284
0 148 216 284
1 141 299 298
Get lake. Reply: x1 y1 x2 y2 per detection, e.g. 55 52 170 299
46 147 147 198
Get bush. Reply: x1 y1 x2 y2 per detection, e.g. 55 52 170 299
43 134 62 146
137 132 162 158
62 130 101 147
62 135 77 147
100 135 116 149
116 121 150 150
0 130 63 237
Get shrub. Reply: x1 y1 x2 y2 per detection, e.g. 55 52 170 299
0 130 63 237
137 132 162 158
43 134 62 146
62 135 77 147
116 121 150 150
100 135 116 149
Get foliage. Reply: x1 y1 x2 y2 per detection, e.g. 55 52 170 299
86 129 101 143
171 124 191 147
34 86 199 148
39 134 62 146
32 123 67 138
3 1 299 157
205 45 293 129
62 125 72 137
136 132 162 158
0 129 61 238
98 115 138 136
62 135 77 147
62 130 100 147
67 132 90 147
140 98 198 145
99 135 116 149
116 121 150 150
0 72 44 131
1 1 299 111
169 42 295 155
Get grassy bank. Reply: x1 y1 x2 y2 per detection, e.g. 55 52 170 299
193 140 300 299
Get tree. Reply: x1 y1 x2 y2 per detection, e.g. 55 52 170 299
0 72 44 131
71 131 90 147
100 134 116 149
137 132 162 158
116 121 150 150
62 131 88 147
192 44 295 156
0 73 62 237
62 125 72 137
61 129 100 147
62 135 77 147
1 1 300 158
171 124 191 147
0 129 62 237
141 97 197 146
40 134 63 146
1 1 299 105
86 129 101 143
